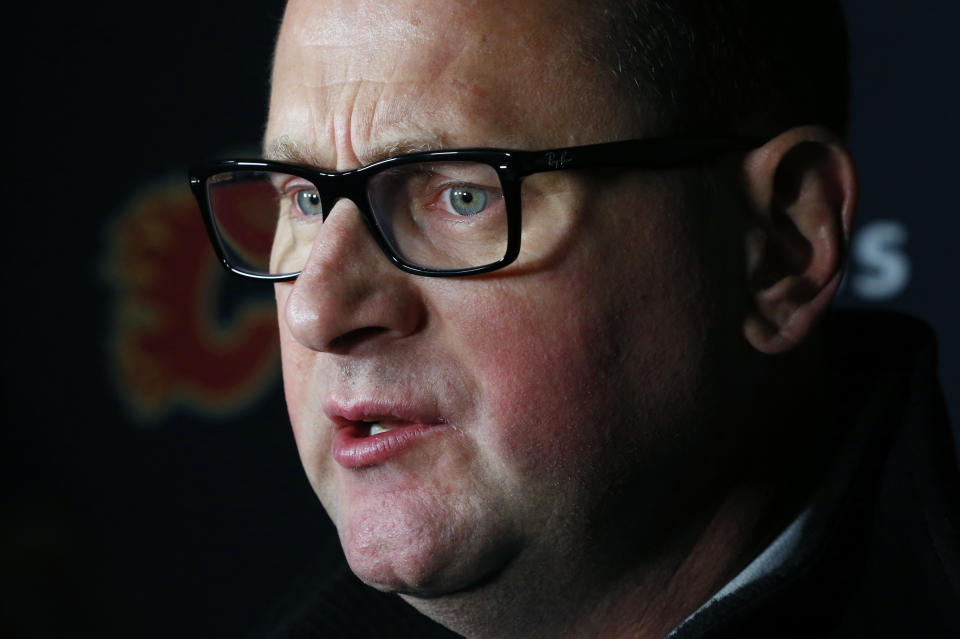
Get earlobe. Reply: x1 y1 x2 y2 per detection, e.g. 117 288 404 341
742 126 858 354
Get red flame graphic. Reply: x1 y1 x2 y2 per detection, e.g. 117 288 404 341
106 180 279 421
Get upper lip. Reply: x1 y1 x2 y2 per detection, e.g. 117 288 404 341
323 397 444 429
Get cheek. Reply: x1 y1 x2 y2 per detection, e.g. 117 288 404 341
437 211 713 496
442 275 632 488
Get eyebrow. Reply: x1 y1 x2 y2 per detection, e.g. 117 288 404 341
263 133 449 170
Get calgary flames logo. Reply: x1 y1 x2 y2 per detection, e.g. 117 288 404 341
105 179 279 423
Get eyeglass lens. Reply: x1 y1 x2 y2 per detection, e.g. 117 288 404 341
205 161 509 275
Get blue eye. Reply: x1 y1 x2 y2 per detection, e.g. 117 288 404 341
447 186 488 216
295 188 323 216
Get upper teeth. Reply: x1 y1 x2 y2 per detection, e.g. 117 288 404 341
369 423 390 436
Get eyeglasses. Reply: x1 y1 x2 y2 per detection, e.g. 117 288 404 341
189 137 762 281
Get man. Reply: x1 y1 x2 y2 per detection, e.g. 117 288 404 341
191 1 959 636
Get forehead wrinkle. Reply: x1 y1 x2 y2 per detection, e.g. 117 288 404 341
264 128 449 170
271 1 621 170
294 70 451 167
361 81 454 163
331 76 366 169
305 75 330 167
293 19 489 137
270 69 461 168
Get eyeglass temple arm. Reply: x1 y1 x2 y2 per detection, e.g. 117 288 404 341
516 137 766 175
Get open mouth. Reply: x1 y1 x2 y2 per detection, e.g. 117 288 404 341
332 416 447 468
360 420 397 436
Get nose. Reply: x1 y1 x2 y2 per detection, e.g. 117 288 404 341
281 199 426 354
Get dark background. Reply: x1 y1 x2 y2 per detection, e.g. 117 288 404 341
4 2 957 637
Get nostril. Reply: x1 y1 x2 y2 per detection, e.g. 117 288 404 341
328 326 391 353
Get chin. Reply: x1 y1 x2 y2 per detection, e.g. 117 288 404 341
341 530 454 594
335 494 518 597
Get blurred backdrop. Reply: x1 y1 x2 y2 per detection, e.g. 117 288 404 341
4 1 957 637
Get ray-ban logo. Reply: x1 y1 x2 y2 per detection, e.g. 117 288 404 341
546 151 572 169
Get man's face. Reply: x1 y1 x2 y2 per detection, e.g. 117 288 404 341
268 0 737 597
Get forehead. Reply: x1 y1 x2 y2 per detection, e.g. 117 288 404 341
267 0 648 168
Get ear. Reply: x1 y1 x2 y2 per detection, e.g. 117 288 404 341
742 126 857 354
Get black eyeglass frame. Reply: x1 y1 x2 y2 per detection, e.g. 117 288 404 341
189 136 763 281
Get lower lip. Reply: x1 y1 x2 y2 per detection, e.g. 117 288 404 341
332 423 447 468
